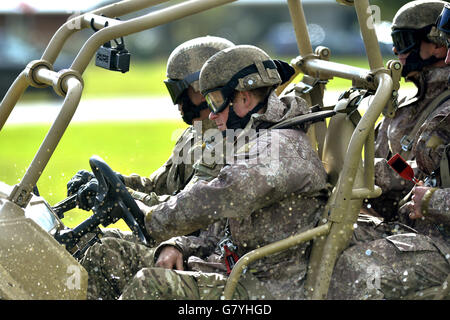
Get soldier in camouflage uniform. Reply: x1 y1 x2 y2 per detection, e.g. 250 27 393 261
327 1 450 300
75 37 235 299
328 112 450 300
367 0 450 221
117 45 329 300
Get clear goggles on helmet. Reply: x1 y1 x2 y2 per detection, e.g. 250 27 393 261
203 60 278 114
164 71 200 104
391 28 422 55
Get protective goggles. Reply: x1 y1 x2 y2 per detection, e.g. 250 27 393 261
391 29 422 55
203 60 277 114
164 71 200 104
436 4 450 34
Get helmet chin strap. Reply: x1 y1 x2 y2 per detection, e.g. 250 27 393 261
402 48 444 77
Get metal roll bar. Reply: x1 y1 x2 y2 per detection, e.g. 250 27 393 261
1 0 237 209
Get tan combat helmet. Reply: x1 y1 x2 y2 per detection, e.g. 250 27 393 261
199 45 282 114
392 0 447 48
164 36 234 104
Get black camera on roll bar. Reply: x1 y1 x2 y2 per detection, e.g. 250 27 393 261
95 37 130 73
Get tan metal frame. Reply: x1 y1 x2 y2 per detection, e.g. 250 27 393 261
224 0 398 300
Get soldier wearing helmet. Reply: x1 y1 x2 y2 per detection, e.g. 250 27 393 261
115 45 329 300
368 0 450 221
327 1 450 300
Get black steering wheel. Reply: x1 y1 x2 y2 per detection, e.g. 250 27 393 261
56 155 152 251
88 155 151 245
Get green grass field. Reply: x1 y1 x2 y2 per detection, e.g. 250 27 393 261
0 56 414 230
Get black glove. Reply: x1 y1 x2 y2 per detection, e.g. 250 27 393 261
76 178 99 211
273 59 295 85
67 170 95 197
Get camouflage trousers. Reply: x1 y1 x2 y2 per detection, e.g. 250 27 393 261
327 231 450 300
79 236 157 300
119 268 258 300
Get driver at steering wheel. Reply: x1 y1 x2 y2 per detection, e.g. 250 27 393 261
68 36 235 299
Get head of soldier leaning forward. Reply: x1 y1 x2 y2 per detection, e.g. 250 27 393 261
199 45 295 132
436 3 450 64
164 36 234 125
391 0 448 78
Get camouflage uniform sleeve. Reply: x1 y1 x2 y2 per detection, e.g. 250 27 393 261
144 130 328 242
126 188 171 207
423 188 450 227
121 159 172 195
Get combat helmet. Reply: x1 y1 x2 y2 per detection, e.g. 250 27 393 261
164 36 234 104
199 45 282 114
391 0 447 76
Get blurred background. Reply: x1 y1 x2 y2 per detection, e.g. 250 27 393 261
0 0 412 99
0 0 414 228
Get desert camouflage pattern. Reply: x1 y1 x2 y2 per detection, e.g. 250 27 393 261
414 112 450 178
121 125 196 197
400 111 450 242
328 232 450 300
199 45 282 94
329 66 450 299
424 188 450 225
166 36 234 92
371 65 450 220
79 122 230 299
119 267 270 300
135 90 329 300
79 237 157 300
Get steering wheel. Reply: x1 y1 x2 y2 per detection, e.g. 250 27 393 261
88 155 151 245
